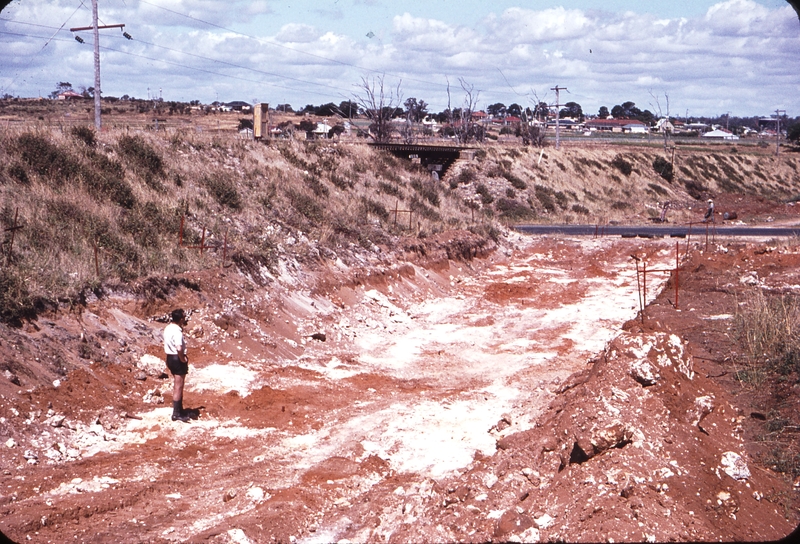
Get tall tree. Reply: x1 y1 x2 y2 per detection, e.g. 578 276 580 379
353 75 403 143
487 103 506 116
403 97 428 123
598 106 610 119
560 101 583 120
338 100 358 118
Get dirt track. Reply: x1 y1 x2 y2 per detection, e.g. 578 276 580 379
1 226 799 542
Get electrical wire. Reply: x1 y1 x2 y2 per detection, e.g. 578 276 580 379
0 29 343 100
0 2 84 95
136 0 452 92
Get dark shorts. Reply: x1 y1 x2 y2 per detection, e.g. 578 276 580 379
165 354 188 376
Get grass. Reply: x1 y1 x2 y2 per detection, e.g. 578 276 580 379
733 289 800 385
3 118 800 323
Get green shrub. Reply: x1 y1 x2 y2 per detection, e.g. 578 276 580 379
611 155 633 176
15 133 79 184
304 175 329 198
572 204 589 215
378 181 403 198
411 178 440 207
70 125 96 147
6 162 30 185
502 171 527 190
287 189 323 222
202 174 242 210
118 134 164 177
476 184 494 205
684 179 708 200
534 185 556 213
456 168 477 185
496 198 535 221
652 156 673 182
361 197 389 221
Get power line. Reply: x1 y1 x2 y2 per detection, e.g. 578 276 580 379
0 29 347 101
136 0 452 92
0 2 83 96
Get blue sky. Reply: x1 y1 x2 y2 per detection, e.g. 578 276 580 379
1 0 798 116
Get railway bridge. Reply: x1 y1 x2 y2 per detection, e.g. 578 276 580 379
369 143 474 178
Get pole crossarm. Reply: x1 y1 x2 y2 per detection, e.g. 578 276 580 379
69 24 125 31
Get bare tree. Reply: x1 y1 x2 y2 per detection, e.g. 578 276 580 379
516 90 548 147
353 75 403 143
446 77 483 144
649 90 671 153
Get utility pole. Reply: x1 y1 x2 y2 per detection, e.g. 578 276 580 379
775 109 786 155
551 85 567 150
70 0 126 130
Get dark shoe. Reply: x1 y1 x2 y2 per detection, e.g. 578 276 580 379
171 413 190 422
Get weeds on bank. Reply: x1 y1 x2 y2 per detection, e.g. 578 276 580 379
732 289 800 385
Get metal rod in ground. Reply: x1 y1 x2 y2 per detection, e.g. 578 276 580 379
93 239 99 276
223 229 228 263
674 240 680 309
643 260 647 317
6 207 19 264
179 215 185 246
634 260 643 323
200 227 206 255
394 201 398 225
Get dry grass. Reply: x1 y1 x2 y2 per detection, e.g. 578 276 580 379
3 115 800 324
732 289 800 385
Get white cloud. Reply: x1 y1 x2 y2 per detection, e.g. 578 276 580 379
275 23 324 44
0 1 797 115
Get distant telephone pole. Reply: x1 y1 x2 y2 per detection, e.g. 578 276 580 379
551 85 567 150
775 109 786 155
70 0 126 130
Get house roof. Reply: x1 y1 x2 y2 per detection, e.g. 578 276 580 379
585 118 645 127
57 91 83 99
701 129 739 139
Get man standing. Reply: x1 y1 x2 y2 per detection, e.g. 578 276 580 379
164 309 190 423
703 199 715 223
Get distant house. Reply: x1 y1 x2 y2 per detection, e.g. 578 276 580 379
56 91 83 100
654 118 674 133
226 101 252 112
471 111 488 122
685 122 710 133
585 118 646 133
492 115 522 126
701 129 739 140
546 119 582 130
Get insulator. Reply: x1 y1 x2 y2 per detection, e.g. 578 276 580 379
123 32 132 40
74 35 84 44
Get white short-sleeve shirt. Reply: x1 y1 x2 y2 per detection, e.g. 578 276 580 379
164 323 186 356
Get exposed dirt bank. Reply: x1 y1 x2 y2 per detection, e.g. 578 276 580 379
1 224 800 542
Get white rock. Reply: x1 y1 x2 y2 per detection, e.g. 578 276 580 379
227 529 254 544
534 513 554 528
137 354 166 377
246 486 265 502
518 527 540 543
630 359 660 386
721 451 750 480
483 473 499 489
5 438 16 448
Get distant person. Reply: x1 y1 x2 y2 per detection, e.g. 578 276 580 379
164 309 191 423
703 199 715 223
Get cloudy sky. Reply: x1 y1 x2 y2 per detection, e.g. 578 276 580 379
0 0 797 117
